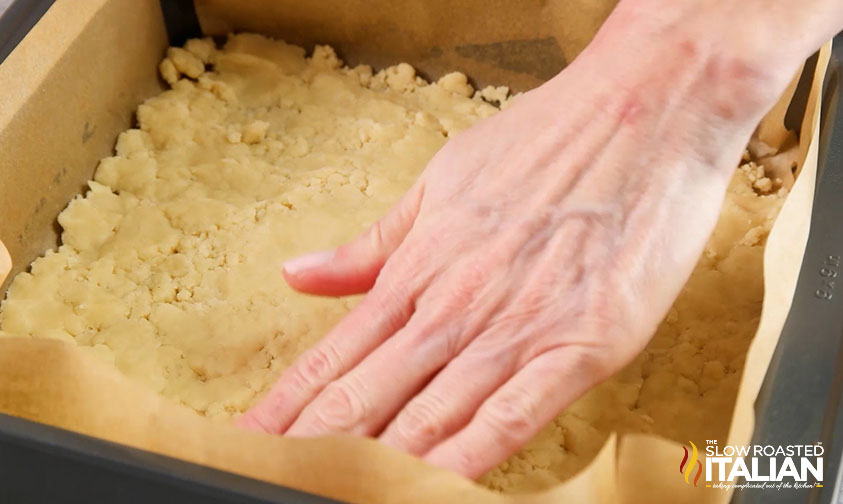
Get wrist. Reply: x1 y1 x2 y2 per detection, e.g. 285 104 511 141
571 0 805 125
604 0 834 76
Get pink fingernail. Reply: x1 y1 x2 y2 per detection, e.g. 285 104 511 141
283 250 334 274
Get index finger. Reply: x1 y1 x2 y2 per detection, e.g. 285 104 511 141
239 279 414 434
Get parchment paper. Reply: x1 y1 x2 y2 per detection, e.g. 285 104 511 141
0 0 832 502
193 0 619 92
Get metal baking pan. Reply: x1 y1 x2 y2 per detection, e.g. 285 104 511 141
0 0 54 64
0 411 340 504
0 1 841 503
733 32 843 504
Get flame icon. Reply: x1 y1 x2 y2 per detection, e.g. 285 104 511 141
679 441 703 486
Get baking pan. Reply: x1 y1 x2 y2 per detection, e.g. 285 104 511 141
0 0 53 64
733 32 843 504
0 411 341 504
0 1 841 503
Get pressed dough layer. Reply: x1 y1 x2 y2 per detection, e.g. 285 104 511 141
0 34 786 493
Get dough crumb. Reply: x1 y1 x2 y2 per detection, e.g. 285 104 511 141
226 129 242 144
385 63 417 92
184 37 215 64
438 72 474 97
242 120 270 145
166 47 205 79
476 85 510 104
159 58 179 85
310 44 342 70
739 161 776 194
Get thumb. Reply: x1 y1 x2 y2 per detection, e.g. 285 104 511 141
282 182 424 296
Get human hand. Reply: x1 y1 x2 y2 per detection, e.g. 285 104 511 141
238 2 805 478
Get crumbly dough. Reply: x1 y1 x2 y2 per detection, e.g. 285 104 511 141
0 34 787 493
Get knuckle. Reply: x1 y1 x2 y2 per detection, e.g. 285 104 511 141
394 396 447 452
583 280 633 334
311 379 370 432
448 258 492 306
450 441 484 477
516 278 560 314
368 278 414 329
335 218 389 263
440 324 465 361
368 219 388 250
402 312 464 363
530 338 616 385
292 345 342 392
480 390 537 442
575 292 634 371
486 278 562 335
569 342 615 381
372 273 406 303
376 246 431 299
490 305 544 335
333 237 359 263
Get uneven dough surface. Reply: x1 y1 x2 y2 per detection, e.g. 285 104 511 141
0 34 787 493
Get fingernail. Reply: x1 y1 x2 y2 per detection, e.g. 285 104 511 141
283 250 334 274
